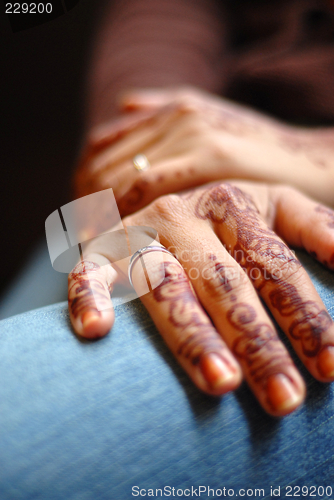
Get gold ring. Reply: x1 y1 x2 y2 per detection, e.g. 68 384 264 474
132 154 150 172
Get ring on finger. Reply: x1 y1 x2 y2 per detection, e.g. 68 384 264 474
128 245 174 288
132 153 151 172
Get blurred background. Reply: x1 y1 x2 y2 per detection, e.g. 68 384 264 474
0 0 104 303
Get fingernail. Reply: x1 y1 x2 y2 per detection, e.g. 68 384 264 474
82 311 101 331
317 345 334 379
267 374 302 414
199 353 237 390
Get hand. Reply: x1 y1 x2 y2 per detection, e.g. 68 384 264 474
68 181 334 417
74 87 334 215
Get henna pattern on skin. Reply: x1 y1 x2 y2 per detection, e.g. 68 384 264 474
203 253 242 299
207 108 260 136
212 261 233 293
278 133 334 169
152 256 292 400
153 261 233 369
195 183 299 291
118 178 149 213
194 183 334 359
227 303 294 385
191 101 261 136
269 283 333 356
315 205 334 228
68 261 111 319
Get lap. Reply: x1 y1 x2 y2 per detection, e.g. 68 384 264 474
0 250 333 499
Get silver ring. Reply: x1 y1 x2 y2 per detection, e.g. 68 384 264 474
128 245 174 288
132 154 150 172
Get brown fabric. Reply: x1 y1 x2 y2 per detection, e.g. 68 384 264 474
86 0 227 127
86 0 334 127
225 0 334 124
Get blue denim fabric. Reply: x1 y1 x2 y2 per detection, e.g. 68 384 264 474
0 241 68 321
0 251 334 500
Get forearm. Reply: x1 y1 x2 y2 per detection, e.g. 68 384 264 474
84 0 226 129
278 126 334 206
224 118 334 207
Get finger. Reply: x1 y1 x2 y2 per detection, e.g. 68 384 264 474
118 88 178 111
270 186 334 270
68 255 117 339
118 86 208 112
263 186 334 380
166 229 305 417
129 249 243 396
93 90 210 174
76 111 159 198
87 103 183 178
86 110 159 156
95 111 227 208
129 188 306 414
205 183 334 383
74 105 182 198
89 92 234 202
87 104 210 204
116 153 225 216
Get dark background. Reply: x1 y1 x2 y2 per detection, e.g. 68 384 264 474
0 0 104 298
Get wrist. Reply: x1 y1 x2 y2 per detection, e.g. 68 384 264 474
286 126 334 206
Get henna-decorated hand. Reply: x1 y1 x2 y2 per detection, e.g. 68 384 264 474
75 87 334 215
68 181 334 417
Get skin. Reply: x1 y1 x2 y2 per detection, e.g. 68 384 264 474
68 181 334 417
69 0 334 419
74 87 334 215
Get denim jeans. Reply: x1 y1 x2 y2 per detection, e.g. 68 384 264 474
0 249 334 500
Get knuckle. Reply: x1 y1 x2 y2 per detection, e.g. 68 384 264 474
174 91 202 114
207 182 234 198
150 193 184 220
269 257 303 283
120 175 153 212
184 115 208 135
202 260 251 302
243 234 301 284
132 174 151 191
272 184 299 203
147 257 182 291
199 139 226 163
278 184 298 197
